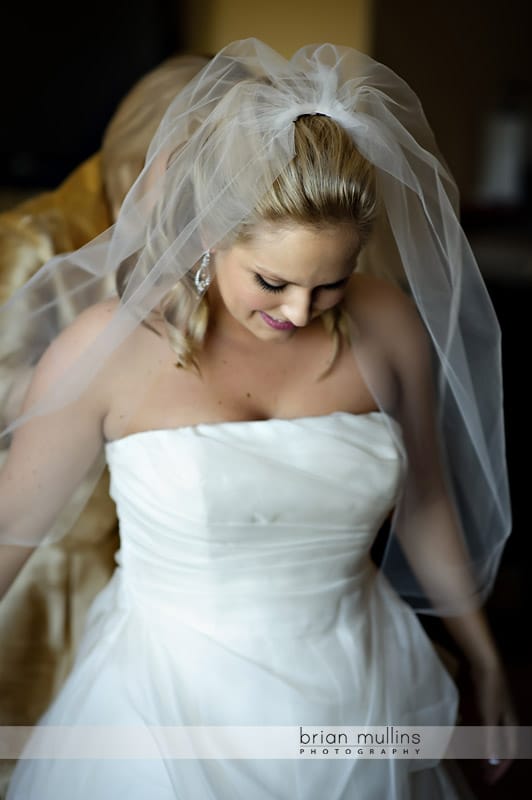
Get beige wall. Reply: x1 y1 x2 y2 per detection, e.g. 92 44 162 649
183 0 375 57
373 0 530 202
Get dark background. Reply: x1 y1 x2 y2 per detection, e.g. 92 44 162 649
0 0 181 187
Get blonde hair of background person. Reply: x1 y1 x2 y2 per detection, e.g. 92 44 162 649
101 54 210 220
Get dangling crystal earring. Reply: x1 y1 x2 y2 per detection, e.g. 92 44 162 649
194 251 212 295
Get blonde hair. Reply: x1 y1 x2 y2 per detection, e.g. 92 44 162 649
119 114 377 371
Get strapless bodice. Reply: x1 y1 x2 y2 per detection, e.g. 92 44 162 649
104 412 406 638
8 413 464 800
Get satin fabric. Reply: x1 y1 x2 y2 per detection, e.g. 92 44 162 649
7 412 471 798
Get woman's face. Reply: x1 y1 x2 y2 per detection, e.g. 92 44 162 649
210 223 361 342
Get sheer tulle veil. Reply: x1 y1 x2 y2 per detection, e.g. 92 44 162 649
0 38 511 616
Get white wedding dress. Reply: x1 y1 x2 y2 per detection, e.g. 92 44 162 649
7 411 473 799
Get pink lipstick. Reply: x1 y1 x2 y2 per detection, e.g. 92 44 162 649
259 311 295 331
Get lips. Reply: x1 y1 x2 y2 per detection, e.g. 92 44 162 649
259 311 295 331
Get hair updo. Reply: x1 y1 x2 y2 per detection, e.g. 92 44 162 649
122 113 378 371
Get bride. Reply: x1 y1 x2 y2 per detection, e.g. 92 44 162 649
0 38 516 798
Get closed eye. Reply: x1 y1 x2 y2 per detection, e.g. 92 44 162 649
254 273 350 294
254 274 286 293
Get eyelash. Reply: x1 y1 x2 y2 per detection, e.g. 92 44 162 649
254 274 285 293
254 273 347 294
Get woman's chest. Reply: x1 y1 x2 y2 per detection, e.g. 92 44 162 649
103 325 377 440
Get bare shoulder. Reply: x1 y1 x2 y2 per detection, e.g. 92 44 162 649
346 272 428 353
28 297 122 399
58 297 120 348
347 272 417 319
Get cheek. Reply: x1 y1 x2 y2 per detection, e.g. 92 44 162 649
222 283 271 313
216 269 260 309
243 286 278 310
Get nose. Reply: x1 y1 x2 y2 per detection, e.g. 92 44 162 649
280 289 313 327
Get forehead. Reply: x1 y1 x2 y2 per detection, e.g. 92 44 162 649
235 222 360 284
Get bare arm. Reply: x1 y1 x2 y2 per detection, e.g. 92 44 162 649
355 275 504 663
0 300 116 598
346 276 517 782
